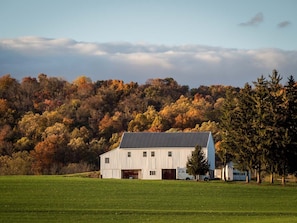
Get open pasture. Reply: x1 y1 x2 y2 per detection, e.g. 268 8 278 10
0 176 296 223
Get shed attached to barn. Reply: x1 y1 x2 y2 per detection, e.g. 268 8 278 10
100 132 215 180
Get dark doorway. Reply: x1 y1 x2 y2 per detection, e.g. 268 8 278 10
162 169 176 180
121 169 141 179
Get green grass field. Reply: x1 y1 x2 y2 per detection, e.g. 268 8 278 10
0 176 296 223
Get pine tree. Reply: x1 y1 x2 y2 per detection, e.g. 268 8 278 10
266 70 288 184
219 88 237 181
284 76 297 181
251 75 272 183
232 83 255 183
219 71 297 185
186 145 210 180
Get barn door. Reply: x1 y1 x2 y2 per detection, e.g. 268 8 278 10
121 169 141 179
162 169 176 180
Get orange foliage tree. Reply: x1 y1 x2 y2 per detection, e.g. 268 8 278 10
31 135 57 174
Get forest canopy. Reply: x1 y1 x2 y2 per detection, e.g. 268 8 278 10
0 71 296 180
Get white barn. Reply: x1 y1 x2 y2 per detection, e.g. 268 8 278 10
100 132 215 180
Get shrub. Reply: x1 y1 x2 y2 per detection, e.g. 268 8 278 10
0 151 33 175
59 162 94 174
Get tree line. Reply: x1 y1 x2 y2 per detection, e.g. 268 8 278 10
0 71 296 183
219 70 297 185
0 74 228 174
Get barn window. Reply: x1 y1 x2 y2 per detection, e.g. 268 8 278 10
151 151 155 157
150 171 156 175
128 152 131 157
143 151 147 157
105 158 109 163
168 151 172 157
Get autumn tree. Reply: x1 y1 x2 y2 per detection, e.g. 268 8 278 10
0 125 14 156
89 137 109 169
68 126 95 164
99 112 124 139
19 77 39 112
14 136 34 152
0 74 21 110
36 74 69 111
128 106 163 132
144 78 188 111
0 99 15 126
31 136 57 174
159 95 209 130
0 151 33 175
72 76 94 99
18 111 63 143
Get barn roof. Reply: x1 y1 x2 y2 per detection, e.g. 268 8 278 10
119 132 210 148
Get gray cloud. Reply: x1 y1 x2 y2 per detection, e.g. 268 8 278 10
0 37 296 87
239 12 264 26
277 21 291 28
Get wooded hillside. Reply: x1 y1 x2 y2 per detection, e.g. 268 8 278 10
0 71 296 180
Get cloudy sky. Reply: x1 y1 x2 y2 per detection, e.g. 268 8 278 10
1 0 296 87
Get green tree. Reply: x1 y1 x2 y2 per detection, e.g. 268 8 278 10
283 76 297 182
263 71 288 184
219 72 297 184
250 75 273 183
218 88 237 181
186 145 209 180
228 84 256 183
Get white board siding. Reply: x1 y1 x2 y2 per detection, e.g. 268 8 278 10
100 149 120 178
100 132 216 180
100 146 211 179
206 134 216 171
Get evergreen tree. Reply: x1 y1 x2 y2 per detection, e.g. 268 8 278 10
266 71 288 184
251 75 273 183
186 145 210 180
232 83 255 183
218 89 238 181
219 71 297 184
284 76 297 179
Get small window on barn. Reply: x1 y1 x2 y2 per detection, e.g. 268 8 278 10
150 171 156 175
143 151 147 157
105 158 109 163
151 151 155 157
128 152 131 157
168 151 172 157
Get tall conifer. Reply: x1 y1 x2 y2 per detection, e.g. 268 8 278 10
219 89 237 181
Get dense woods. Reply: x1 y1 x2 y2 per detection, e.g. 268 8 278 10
0 71 296 183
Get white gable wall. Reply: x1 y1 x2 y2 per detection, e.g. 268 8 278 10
100 149 121 179
206 133 215 171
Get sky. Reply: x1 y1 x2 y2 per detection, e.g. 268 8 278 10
0 0 296 87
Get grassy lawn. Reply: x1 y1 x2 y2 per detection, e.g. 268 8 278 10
0 176 296 223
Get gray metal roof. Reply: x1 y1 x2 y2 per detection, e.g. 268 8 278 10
119 132 210 148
